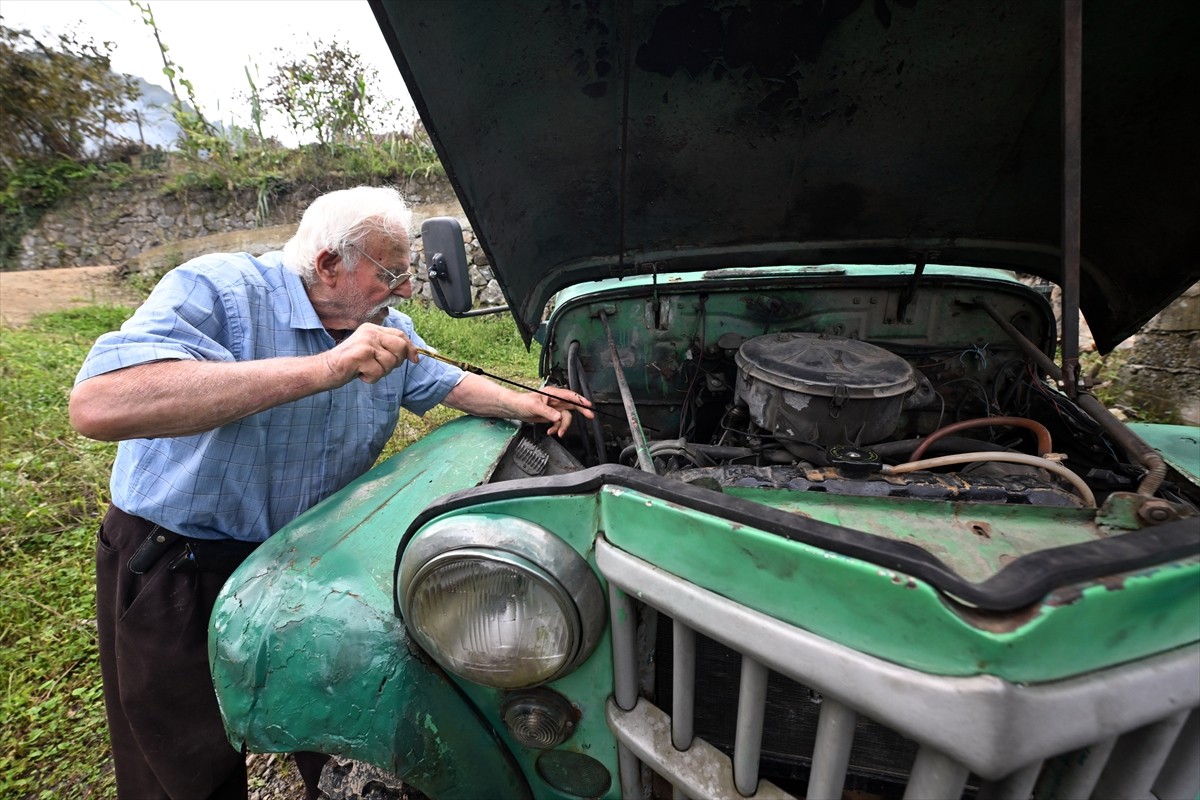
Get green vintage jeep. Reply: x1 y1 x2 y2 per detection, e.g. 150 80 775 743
210 2 1200 798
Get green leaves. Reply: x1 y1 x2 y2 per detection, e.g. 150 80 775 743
0 19 139 260
132 1 225 163
264 39 389 146
1 7 443 242
0 22 140 166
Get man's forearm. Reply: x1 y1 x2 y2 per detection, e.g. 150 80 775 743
69 357 339 441
71 324 421 441
441 373 528 419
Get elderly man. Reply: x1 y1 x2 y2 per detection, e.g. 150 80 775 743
69 185 591 800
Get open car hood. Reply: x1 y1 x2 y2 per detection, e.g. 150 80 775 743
371 0 1199 352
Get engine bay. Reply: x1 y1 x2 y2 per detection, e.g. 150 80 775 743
496 268 1197 516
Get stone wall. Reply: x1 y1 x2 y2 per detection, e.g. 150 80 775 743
1114 282 1200 425
13 173 457 272
13 174 507 311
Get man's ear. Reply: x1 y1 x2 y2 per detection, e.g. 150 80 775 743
314 249 341 285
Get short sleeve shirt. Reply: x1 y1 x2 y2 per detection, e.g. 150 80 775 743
74 251 464 542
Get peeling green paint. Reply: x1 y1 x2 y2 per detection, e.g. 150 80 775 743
397 497 621 798
1129 423 1200 483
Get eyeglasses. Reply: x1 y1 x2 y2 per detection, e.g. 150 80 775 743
347 242 416 289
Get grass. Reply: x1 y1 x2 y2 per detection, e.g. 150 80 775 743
0 297 538 798
0 305 128 799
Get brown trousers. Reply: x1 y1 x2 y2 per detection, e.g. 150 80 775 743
96 505 329 800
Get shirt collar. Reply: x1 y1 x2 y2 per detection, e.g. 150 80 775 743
279 261 325 332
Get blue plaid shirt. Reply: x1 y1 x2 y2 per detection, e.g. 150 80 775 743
75 251 464 542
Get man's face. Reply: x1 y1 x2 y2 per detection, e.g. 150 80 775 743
343 233 415 326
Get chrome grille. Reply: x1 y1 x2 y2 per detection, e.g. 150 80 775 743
597 538 1200 800
655 621 920 794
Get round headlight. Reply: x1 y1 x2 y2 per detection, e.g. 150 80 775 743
407 549 578 687
398 515 605 689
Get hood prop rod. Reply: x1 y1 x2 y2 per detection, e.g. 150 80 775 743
1060 0 1083 399
973 297 1166 497
599 312 656 474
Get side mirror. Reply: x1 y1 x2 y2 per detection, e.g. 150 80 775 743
421 217 473 315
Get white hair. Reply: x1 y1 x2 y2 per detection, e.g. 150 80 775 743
282 186 413 282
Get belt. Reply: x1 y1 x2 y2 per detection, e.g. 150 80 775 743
128 525 260 575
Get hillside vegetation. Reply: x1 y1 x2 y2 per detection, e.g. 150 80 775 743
1 11 441 267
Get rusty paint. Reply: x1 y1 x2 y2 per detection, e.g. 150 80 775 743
1099 574 1128 591
1046 586 1084 607
945 598 1045 634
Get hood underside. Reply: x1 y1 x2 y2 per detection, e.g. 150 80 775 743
371 0 1200 351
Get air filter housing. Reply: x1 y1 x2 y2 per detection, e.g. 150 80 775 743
734 332 917 452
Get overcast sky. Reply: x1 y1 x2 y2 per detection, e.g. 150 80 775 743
1 0 415 141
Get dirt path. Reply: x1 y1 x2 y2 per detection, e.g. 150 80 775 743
0 265 144 327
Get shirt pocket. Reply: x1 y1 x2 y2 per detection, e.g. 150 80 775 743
337 386 401 480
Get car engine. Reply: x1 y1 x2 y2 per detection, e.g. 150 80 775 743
494 270 1198 517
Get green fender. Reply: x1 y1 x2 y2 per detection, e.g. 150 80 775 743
210 417 530 799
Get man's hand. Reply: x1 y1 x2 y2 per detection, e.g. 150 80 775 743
323 324 420 385
526 385 595 438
